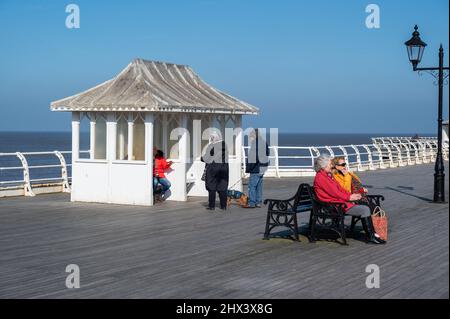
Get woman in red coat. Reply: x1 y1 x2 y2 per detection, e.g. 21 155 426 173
153 150 172 201
313 155 385 244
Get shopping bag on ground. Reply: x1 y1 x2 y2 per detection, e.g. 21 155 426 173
372 206 388 241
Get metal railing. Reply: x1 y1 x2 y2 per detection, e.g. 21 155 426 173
242 137 448 178
1 137 448 197
0 150 89 197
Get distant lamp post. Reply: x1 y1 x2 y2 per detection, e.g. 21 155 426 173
405 25 449 203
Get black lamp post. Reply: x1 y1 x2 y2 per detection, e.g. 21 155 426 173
405 25 449 203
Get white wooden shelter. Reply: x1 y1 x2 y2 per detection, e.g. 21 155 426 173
50 59 258 205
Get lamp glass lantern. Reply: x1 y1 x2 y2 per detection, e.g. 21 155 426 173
404 25 427 69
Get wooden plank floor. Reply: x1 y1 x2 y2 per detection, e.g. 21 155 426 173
0 163 448 299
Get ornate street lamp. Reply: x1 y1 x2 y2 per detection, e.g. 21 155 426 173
405 25 449 203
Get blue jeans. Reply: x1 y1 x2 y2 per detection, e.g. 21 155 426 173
248 173 264 207
153 177 171 194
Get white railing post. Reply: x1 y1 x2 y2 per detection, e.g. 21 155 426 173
400 142 413 165
273 146 280 178
425 141 435 162
338 146 349 166
350 145 363 171
15 152 35 197
417 141 428 163
54 151 70 193
325 146 334 158
363 144 375 170
373 144 385 169
384 143 394 167
311 147 320 171
241 145 247 178
392 143 404 166
408 142 420 164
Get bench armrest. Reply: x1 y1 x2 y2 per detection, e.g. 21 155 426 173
366 194 385 207
312 200 347 217
264 198 296 212
367 194 385 201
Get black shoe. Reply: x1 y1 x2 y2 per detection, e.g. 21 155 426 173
206 207 215 211
373 235 386 244
367 235 386 244
220 206 227 210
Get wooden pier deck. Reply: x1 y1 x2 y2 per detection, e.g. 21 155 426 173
0 163 448 299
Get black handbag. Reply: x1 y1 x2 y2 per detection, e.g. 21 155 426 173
201 167 207 181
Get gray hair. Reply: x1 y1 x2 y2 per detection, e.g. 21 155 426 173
209 131 222 144
314 155 332 172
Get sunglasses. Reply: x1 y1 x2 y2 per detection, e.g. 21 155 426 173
336 162 347 167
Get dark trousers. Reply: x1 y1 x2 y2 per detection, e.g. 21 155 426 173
208 190 227 209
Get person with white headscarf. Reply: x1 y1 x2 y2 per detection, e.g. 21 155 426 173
201 131 229 210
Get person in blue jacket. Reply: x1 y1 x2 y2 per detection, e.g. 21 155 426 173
244 129 270 208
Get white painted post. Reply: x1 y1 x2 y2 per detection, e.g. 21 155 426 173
373 144 385 169
145 112 154 205
127 113 134 161
426 141 435 162
106 113 117 161
362 144 375 170
54 151 70 193
234 115 244 189
421 142 429 163
338 146 349 165
351 145 363 171
145 113 154 162
71 112 80 163
242 145 247 178
193 119 202 160
401 142 413 165
89 118 96 160
408 142 420 164
273 146 280 178
311 147 321 172
308 148 314 171
162 113 168 156
118 120 125 160
179 114 188 201
16 152 35 197
325 146 335 158
220 114 226 139
179 114 188 163
384 143 394 167
392 144 404 166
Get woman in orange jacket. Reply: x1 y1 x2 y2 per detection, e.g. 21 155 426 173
332 156 368 195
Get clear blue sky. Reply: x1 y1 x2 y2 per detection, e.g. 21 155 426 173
0 0 448 133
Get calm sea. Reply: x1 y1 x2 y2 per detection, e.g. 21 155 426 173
0 131 434 184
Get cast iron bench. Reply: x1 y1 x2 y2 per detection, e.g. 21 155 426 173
263 183 313 241
263 183 385 245
308 185 385 245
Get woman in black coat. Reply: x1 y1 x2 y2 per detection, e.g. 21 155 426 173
201 132 229 210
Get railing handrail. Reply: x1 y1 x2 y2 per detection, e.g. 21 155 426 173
1 137 448 197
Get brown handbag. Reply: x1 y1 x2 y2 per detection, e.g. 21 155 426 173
372 206 388 241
